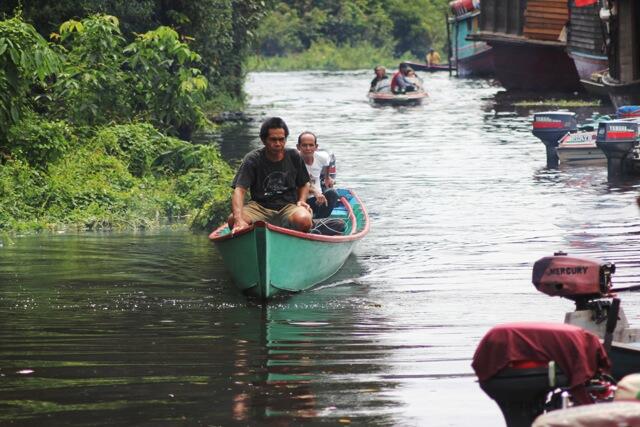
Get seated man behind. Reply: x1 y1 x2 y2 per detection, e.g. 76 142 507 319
296 131 338 219
369 65 389 93
228 117 312 233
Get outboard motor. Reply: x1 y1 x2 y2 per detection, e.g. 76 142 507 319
532 112 577 167
595 120 639 179
473 322 611 427
532 251 614 310
617 106 640 119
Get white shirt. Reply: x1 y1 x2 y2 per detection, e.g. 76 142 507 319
305 151 331 194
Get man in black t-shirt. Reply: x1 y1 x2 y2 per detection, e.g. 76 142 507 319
228 117 312 233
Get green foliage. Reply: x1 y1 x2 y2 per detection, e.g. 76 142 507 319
51 14 130 125
247 40 403 71
254 4 304 56
91 123 175 178
0 15 60 143
6 113 75 168
0 159 47 231
254 0 450 66
125 26 208 138
387 0 449 57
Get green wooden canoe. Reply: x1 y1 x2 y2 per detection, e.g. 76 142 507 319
209 188 369 300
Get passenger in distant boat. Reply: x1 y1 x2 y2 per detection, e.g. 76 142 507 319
296 131 338 219
425 48 441 67
228 117 312 234
405 68 424 91
369 66 389 92
390 64 416 94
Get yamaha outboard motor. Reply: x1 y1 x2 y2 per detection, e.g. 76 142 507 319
617 106 640 119
532 112 577 167
595 120 639 179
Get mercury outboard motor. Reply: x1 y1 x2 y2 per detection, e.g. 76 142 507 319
532 251 614 310
595 120 639 179
532 112 577 167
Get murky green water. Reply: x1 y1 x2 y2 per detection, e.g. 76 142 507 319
3 71 640 426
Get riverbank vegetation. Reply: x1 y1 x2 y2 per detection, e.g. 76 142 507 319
0 1 267 233
248 0 451 71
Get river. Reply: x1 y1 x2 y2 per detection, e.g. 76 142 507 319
2 71 640 426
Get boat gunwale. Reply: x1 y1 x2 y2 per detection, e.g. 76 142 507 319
209 189 370 244
368 91 428 101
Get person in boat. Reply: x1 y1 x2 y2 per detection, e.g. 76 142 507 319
296 131 338 219
425 48 441 67
369 66 389 92
405 68 424 91
228 117 313 233
390 64 416 94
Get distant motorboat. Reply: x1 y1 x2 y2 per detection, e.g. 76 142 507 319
367 90 428 106
368 71 428 106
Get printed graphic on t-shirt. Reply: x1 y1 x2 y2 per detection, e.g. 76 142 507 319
263 171 289 196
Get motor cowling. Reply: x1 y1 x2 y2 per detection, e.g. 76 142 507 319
532 252 614 301
532 112 578 167
617 105 640 119
596 121 640 179
532 112 578 144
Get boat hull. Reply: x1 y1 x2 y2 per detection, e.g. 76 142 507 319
400 61 450 73
568 50 608 81
210 189 369 300
456 45 494 77
557 143 606 165
367 91 427 106
486 38 581 91
610 342 640 380
450 11 495 77
601 75 640 109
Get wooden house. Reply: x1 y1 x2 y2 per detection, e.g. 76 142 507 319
470 0 582 91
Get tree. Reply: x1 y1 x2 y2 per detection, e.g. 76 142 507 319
0 15 60 147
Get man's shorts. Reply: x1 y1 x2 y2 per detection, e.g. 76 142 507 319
243 201 300 228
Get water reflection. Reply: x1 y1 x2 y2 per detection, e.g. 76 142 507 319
3 70 640 425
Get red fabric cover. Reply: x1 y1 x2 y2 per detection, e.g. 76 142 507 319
472 322 611 388
575 0 597 6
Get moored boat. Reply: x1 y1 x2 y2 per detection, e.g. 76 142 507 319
209 188 369 300
469 0 581 91
567 1 609 97
448 0 494 77
531 107 640 168
400 61 450 73
556 130 605 165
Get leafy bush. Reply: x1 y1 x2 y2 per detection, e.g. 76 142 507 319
91 123 174 178
6 113 75 168
0 159 47 230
